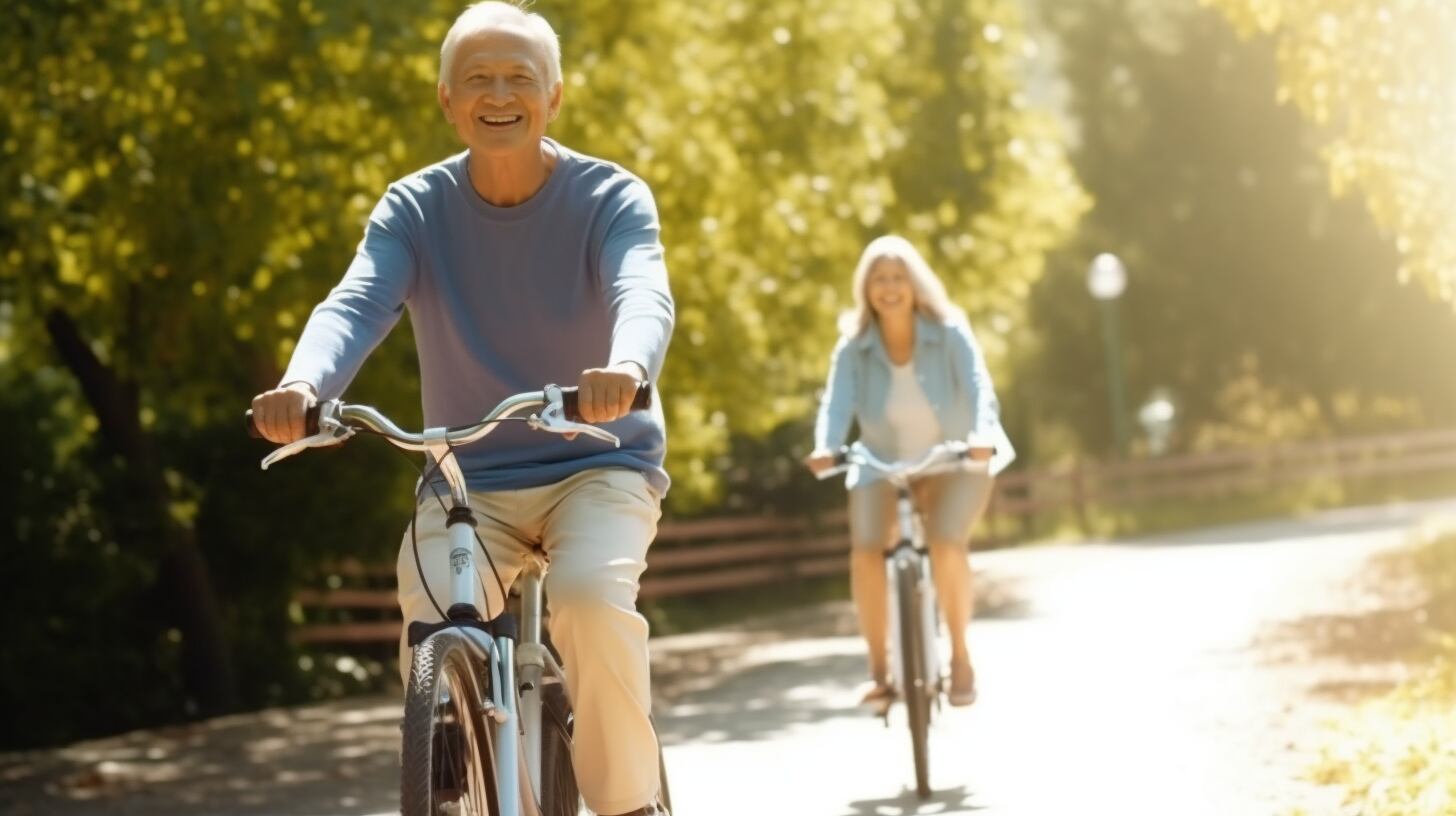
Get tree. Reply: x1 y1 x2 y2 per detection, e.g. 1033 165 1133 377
2 0 455 720
1021 0 1456 461
1203 0 1456 298
541 0 1084 508
2 0 1083 743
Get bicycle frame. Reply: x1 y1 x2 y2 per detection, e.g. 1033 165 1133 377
882 481 944 708
251 385 651 816
818 441 991 709
432 439 568 816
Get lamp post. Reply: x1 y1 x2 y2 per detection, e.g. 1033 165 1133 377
1088 253 1130 457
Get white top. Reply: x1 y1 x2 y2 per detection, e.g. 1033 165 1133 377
884 362 943 461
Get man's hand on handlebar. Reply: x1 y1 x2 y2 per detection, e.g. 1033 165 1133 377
575 362 647 424
250 381 318 445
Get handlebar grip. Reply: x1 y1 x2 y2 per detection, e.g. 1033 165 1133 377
245 405 321 439
559 381 653 423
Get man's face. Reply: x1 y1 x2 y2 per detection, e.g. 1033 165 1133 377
437 23 562 156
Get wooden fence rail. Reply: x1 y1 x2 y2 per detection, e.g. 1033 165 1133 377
291 426 1456 645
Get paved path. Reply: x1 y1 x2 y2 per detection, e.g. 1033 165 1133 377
6 498 1455 815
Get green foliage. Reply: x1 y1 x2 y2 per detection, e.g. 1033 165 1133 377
0 378 180 746
1204 0 1456 299
1 0 1081 745
1 0 444 418
1021 0 1456 461
2 0 1082 506
539 0 1085 508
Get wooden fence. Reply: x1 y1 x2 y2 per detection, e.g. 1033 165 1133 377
291 426 1456 645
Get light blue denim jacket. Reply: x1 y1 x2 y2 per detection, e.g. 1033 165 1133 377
813 315 1016 489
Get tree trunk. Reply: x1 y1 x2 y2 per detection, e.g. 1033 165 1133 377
45 308 238 716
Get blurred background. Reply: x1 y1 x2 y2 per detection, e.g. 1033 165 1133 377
4 0 1454 807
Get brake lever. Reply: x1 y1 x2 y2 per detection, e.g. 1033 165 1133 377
528 389 622 448
259 401 355 470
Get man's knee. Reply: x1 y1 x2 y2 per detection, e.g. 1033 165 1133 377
549 569 641 620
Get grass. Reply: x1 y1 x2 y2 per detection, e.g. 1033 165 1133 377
1291 532 1456 816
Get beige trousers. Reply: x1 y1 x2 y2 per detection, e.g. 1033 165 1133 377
395 467 662 815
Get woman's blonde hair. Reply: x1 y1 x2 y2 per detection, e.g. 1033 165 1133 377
838 235 966 337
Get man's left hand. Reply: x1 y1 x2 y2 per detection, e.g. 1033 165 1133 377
575 362 646 424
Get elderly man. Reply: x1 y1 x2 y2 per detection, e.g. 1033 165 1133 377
249 2 674 813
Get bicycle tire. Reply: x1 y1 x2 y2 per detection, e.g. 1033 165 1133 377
537 688 675 815
402 630 500 816
539 684 582 816
896 557 933 799
655 718 673 813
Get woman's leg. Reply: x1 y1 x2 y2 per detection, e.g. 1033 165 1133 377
917 470 995 703
847 480 896 688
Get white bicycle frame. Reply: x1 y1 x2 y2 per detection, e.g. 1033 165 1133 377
821 441 990 705
260 386 618 816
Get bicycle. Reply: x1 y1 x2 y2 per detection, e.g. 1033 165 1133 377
247 382 672 816
815 439 990 800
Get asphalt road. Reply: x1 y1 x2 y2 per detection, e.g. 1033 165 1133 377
7 498 1455 816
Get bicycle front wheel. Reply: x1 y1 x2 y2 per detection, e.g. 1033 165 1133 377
896 558 933 799
402 630 500 816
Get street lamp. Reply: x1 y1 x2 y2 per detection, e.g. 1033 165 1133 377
1087 252 1130 457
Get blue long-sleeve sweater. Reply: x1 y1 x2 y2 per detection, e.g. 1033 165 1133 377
282 140 675 495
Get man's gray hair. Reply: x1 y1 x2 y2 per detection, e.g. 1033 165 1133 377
438 2 562 88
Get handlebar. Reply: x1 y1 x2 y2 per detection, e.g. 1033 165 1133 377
244 382 653 470
246 404 322 439
245 382 652 444
815 440 992 483
560 381 653 423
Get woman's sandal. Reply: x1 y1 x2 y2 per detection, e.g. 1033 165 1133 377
947 665 978 707
859 679 897 706
947 683 978 707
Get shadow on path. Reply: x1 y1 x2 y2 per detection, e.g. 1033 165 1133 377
836 785 985 816
0 699 402 816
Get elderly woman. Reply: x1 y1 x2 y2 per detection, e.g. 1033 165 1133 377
805 235 1015 707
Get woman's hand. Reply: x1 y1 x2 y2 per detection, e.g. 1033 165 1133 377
803 449 838 476
964 433 996 462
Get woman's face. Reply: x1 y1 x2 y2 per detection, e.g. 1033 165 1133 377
865 257 915 321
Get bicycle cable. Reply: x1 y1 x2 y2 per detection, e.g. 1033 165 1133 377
355 418 528 622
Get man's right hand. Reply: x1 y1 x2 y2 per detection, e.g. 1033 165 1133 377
250 382 318 444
